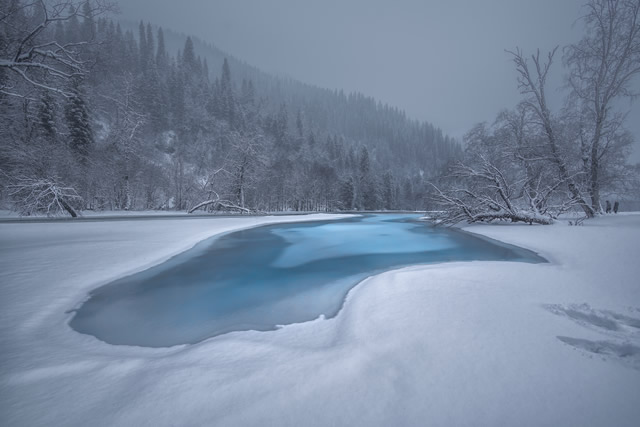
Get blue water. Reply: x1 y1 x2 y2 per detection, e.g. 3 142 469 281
69 214 545 347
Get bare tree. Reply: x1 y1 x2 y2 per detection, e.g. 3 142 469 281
188 168 253 214
99 73 146 210
508 48 595 217
224 130 266 210
564 0 640 212
187 130 266 215
0 0 115 98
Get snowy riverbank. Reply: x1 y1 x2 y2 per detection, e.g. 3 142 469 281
1 213 639 426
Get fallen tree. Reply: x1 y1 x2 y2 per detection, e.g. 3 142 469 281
429 160 555 225
429 115 579 226
188 191 252 214
4 173 83 217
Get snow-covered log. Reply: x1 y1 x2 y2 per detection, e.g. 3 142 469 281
430 182 554 225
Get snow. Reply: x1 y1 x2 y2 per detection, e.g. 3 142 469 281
0 209 234 219
1 213 639 426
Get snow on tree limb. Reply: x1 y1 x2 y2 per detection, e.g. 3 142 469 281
3 172 83 217
0 0 116 98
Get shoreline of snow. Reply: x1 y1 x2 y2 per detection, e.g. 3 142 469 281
1 213 639 426
0 213 354 359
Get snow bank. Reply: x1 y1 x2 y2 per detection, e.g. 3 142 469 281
1 213 639 426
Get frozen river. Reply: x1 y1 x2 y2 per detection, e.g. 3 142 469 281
69 214 544 347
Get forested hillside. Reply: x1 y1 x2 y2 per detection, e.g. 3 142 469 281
0 1 461 216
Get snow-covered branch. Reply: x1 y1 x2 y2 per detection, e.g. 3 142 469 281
3 172 83 217
0 0 116 98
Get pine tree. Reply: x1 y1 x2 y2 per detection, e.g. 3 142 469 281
358 146 377 210
145 23 155 68
156 27 167 69
402 178 414 210
203 58 209 80
218 58 235 125
296 109 304 139
38 90 57 141
339 176 355 210
182 37 196 72
273 103 288 147
123 29 138 72
382 171 394 210
138 21 147 71
359 146 370 177
64 78 93 163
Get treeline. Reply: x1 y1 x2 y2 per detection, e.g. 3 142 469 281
0 1 461 216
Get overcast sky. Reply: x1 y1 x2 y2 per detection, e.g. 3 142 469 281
118 0 640 160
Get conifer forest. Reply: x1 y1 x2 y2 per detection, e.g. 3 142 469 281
0 0 461 216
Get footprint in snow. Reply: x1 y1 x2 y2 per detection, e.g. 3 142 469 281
556 336 640 371
544 303 640 371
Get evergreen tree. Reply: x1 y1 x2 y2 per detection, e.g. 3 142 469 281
273 103 288 147
339 176 355 210
123 29 138 72
382 171 394 210
138 21 147 71
296 109 304 139
64 78 93 163
182 37 197 71
145 23 155 68
218 58 235 124
38 90 57 141
203 58 209 80
156 27 167 69
358 146 377 210
402 178 414 210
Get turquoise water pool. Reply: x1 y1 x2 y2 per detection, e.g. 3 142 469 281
69 214 544 347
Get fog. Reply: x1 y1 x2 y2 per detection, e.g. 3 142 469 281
117 0 640 160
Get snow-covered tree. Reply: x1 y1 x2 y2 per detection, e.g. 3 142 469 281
508 48 595 218
564 0 640 212
0 0 114 97
64 77 93 163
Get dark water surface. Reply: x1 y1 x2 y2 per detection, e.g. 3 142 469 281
69 214 545 347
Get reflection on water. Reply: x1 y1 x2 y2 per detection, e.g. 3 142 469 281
69 214 544 347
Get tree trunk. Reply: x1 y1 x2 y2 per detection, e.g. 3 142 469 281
124 175 131 211
59 197 78 218
589 116 604 213
590 141 600 213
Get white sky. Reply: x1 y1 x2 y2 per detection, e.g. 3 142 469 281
118 0 640 160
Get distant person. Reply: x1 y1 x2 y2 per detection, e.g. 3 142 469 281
605 200 611 213
614 201 619 214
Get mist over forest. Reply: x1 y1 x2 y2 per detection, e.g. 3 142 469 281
0 1 462 216
1 0 639 221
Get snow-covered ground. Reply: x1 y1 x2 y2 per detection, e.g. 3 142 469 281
1 213 639 426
